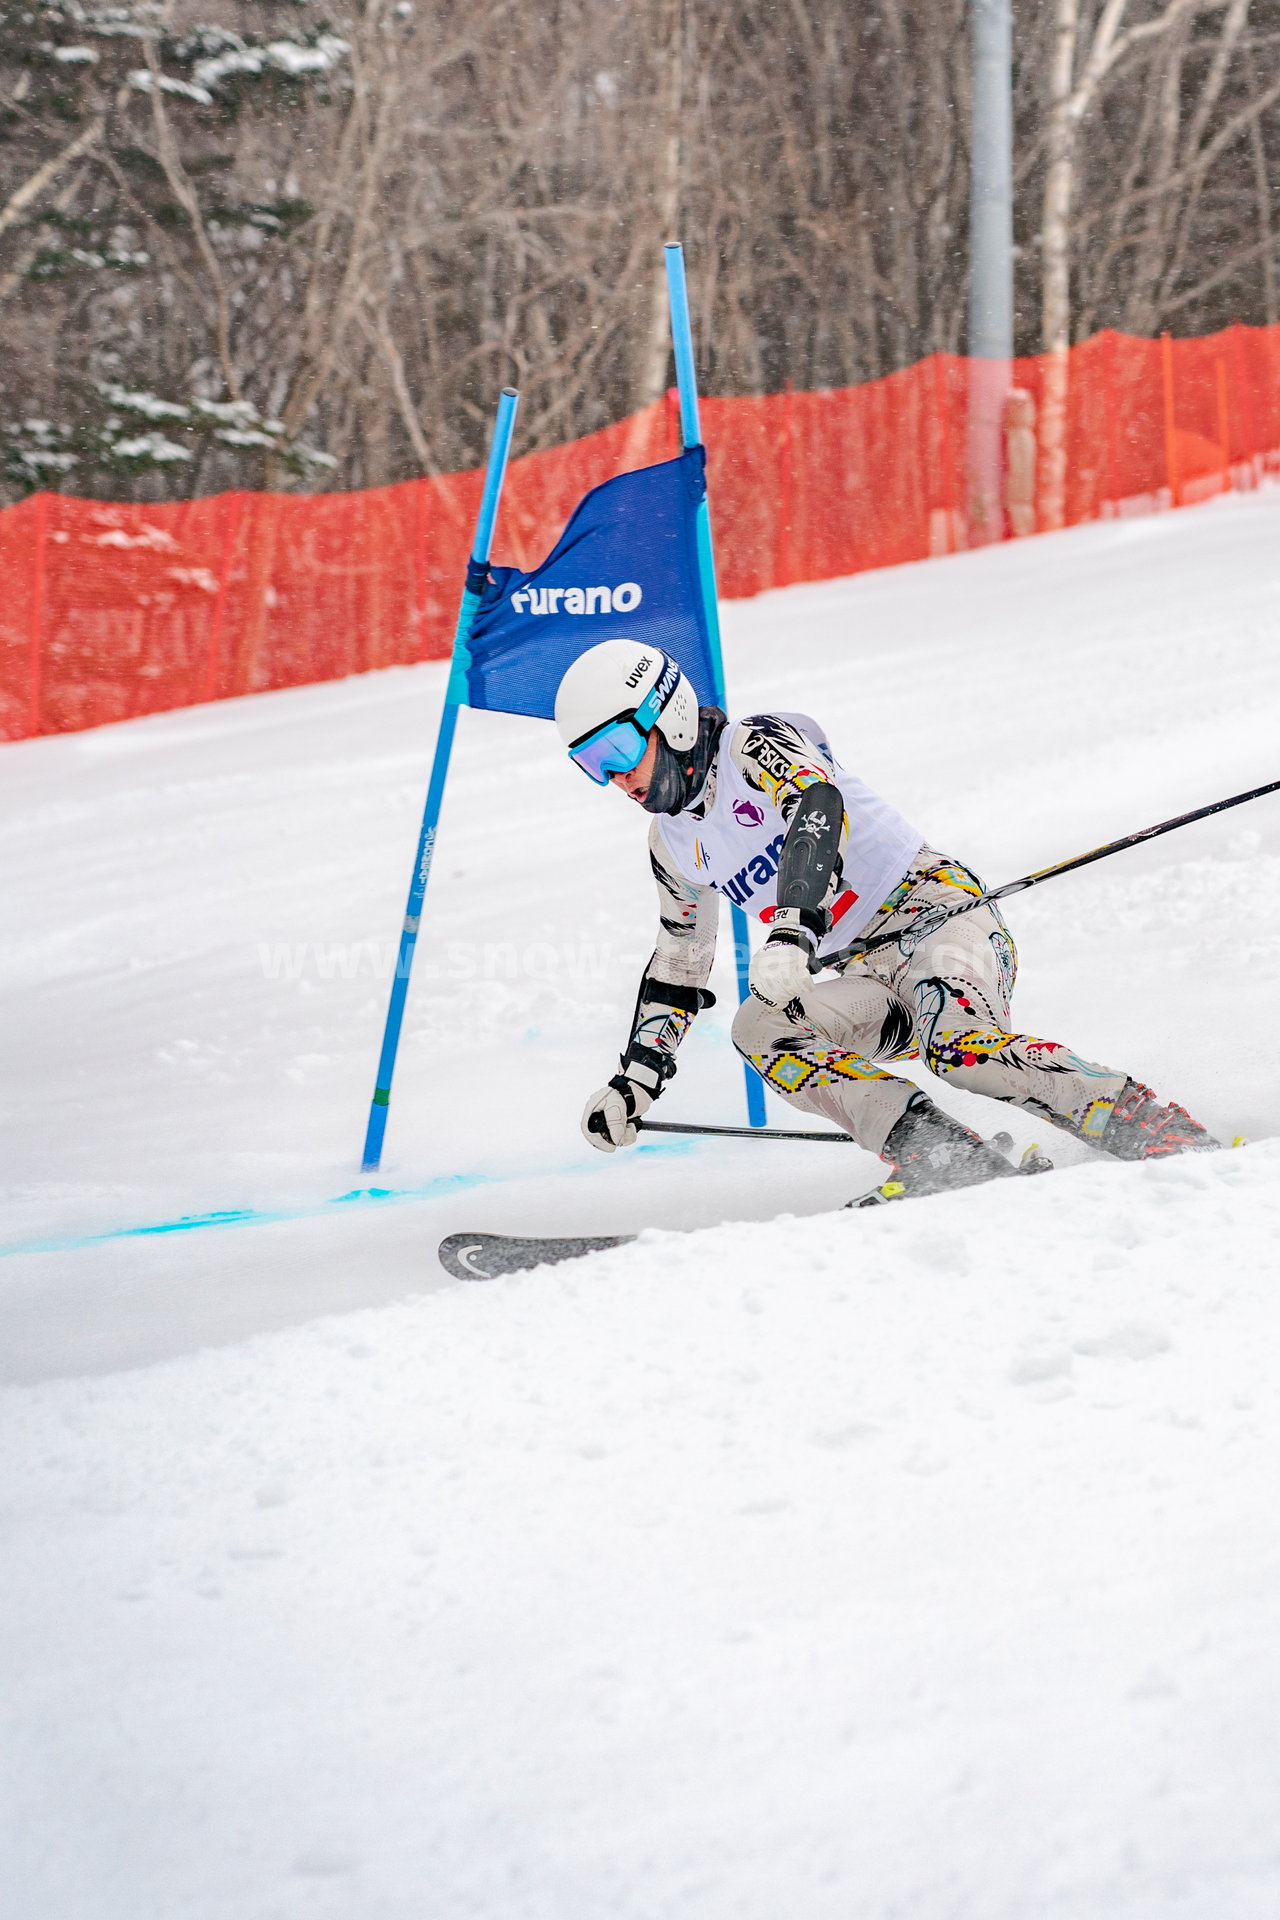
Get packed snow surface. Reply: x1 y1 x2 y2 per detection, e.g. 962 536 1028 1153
3 490 1280 1917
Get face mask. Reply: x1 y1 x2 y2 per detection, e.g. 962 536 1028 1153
640 707 727 815
638 734 689 815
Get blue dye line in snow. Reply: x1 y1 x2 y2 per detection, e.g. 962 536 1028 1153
0 1137 695 1260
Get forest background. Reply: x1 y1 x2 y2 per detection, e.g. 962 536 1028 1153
2 0 1279 504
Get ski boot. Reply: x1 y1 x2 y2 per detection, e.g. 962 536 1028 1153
1099 1078 1219 1160
853 1093 1020 1208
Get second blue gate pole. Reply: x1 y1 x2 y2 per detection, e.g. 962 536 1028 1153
664 244 767 1129
361 387 520 1172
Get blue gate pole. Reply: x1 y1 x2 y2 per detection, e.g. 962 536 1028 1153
664 243 767 1128
361 387 519 1171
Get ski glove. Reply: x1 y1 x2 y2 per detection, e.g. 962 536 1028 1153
582 1074 653 1153
749 909 819 1012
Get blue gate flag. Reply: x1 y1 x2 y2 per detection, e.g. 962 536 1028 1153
465 447 718 720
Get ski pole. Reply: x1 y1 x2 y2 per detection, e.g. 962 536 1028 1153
820 772 1280 969
639 1118 854 1143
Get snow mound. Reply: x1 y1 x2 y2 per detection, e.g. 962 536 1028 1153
3 489 1280 1915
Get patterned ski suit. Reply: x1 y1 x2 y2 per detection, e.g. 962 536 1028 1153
633 713 1128 1157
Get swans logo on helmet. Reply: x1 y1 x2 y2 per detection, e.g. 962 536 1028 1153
645 656 681 714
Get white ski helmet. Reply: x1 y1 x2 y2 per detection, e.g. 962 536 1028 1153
555 639 699 785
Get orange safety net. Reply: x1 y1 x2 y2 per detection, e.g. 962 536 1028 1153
3 321 1278 741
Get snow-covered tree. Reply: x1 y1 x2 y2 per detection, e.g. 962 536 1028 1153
1 1 349 494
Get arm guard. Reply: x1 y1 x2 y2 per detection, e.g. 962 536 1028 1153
771 780 845 944
618 972 717 1101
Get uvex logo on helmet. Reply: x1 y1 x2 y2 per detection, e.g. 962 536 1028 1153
509 583 642 616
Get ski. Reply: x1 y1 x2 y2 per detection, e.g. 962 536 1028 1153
438 1230 636 1280
436 1134 1053 1278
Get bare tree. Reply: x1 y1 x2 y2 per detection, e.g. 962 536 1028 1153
1035 0 1218 528
632 0 686 413
3 0 1280 507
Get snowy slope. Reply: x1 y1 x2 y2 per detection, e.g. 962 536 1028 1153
3 489 1280 1917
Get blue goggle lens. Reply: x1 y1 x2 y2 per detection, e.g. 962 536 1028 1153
568 716 650 785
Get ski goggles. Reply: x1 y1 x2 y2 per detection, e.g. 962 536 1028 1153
567 662 678 785
568 713 652 785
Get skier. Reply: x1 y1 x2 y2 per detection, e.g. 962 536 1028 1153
557 639 1218 1202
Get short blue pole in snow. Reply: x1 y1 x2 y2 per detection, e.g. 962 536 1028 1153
664 243 767 1129
361 387 519 1172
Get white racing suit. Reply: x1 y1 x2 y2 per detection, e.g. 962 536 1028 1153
629 712 1128 1156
